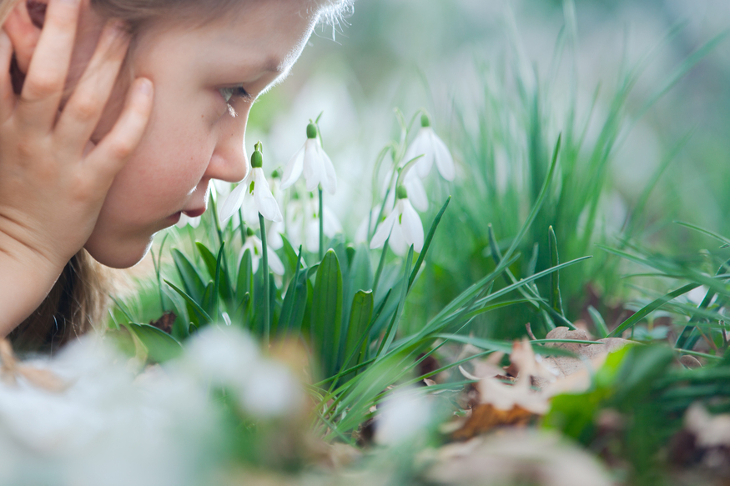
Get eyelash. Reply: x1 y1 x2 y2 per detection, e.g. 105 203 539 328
218 85 252 104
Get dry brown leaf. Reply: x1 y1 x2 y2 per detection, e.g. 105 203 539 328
452 404 535 440
533 327 632 389
149 311 176 334
685 404 730 448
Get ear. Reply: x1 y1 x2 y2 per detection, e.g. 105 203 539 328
3 0 46 74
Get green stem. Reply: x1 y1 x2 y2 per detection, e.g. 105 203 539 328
259 213 270 347
238 208 246 246
318 186 324 261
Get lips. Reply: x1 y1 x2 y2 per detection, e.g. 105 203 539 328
183 207 206 218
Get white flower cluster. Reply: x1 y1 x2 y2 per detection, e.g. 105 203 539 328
368 113 455 256
0 326 302 486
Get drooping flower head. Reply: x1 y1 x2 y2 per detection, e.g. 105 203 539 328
370 185 424 256
239 227 285 276
280 122 337 194
220 142 283 224
404 113 455 181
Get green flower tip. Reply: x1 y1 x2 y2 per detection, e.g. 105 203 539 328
271 168 281 178
251 148 263 168
306 123 318 139
420 113 430 128
246 227 255 237
396 185 408 200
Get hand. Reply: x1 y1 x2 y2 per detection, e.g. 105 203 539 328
0 0 154 331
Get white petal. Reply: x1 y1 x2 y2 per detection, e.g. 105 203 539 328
305 218 319 253
412 129 434 178
322 206 342 237
405 172 429 212
267 248 285 276
319 144 338 195
280 145 305 189
219 180 248 223
369 211 397 250
431 131 455 181
303 139 322 192
389 221 408 256
253 169 283 223
267 220 285 250
400 200 424 252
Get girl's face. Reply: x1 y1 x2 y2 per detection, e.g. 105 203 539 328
79 1 318 268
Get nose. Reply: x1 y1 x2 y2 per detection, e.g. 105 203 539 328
205 106 250 183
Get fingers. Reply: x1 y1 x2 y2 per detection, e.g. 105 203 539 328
16 0 82 131
55 20 130 153
0 30 15 123
86 77 153 185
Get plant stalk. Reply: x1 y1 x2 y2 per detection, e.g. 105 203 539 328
319 186 324 261
259 213 270 347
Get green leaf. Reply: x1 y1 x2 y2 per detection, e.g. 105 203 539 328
126 323 183 363
196 241 232 301
343 290 374 370
588 305 609 338
312 249 344 377
609 283 698 338
172 249 206 303
161 284 190 338
236 248 254 306
408 196 450 290
548 226 565 317
164 279 213 324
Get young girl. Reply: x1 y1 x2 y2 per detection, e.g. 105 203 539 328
0 0 349 351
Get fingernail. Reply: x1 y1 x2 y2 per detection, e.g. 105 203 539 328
136 78 153 97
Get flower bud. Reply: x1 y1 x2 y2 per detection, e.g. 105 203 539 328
396 185 408 200
247 227 255 237
251 148 263 168
306 123 318 139
420 113 430 128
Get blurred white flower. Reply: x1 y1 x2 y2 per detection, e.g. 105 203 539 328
404 114 455 181
238 229 285 276
355 209 380 245
220 145 283 224
182 325 260 386
280 122 337 194
286 195 342 254
375 388 431 446
0 335 220 486
238 361 302 419
176 213 201 229
370 186 424 256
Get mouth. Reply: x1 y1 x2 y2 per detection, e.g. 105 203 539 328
183 207 206 218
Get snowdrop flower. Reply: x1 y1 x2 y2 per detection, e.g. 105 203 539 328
280 122 337 194
375 388 432 446
383 167 429 213
176 213 201 229
286 194 342 253
239 227 285 276
370 186 424 256
404 114 455 181
220 143 283 224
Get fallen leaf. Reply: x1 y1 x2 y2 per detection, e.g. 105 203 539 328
452 404 535 440
149 311 176 334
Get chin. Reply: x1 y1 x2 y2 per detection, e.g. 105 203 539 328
84 234 154 269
